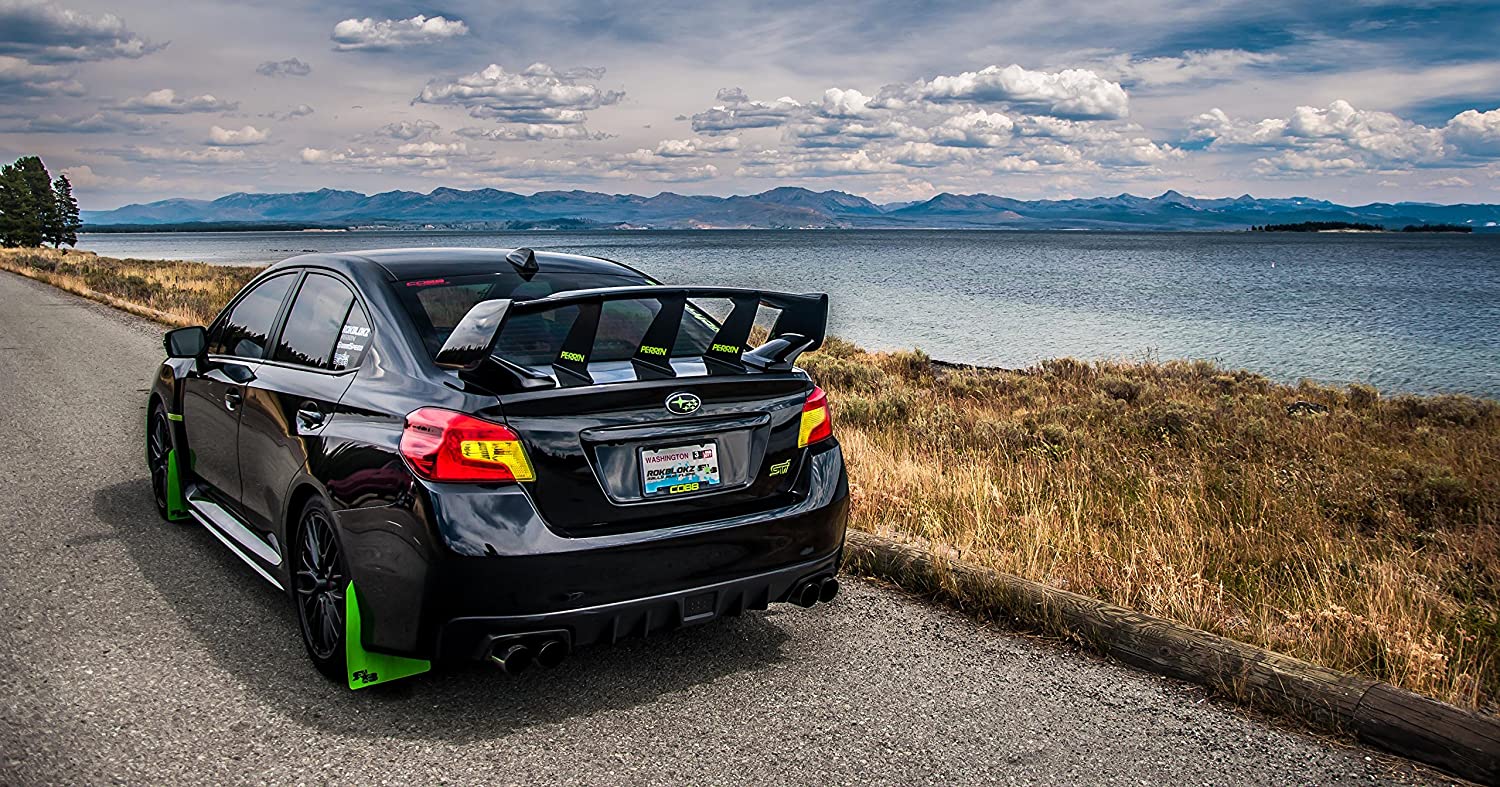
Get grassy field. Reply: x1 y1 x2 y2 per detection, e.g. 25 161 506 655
5 247 1497 710
0 247 257 326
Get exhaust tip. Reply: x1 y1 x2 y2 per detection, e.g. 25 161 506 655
819 576 839 603
489 643 533 674
794 581 820 608
535 639 569 669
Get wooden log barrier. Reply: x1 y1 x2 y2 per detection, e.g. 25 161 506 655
843 530 1500 784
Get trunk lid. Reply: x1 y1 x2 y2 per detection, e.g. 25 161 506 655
479 360 814 534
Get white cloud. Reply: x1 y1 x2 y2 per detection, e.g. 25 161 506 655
816 88 873 118
270 103 314 121
786 117 922 148
930 110 1015 148
256 57 310 77
301 141 467 170
1185 108 1290 146
331 15 468 51
115 145 248 164
680 68 1174 183
614 147 721 181
0 53 82 96
0 110 151 133
885 142 974 169
1423 176 1472 188
650 136 740 157
376 119 440 140
456 124 608 141
1445 109 1500 157
208 124 269 146
1095 49 1282 87
1254 151 1360 175
415 63 622 126
1091 136 1181 166
394 140 466 157
112 88 237 114
0 0 163 63
1191 100 1454 173
736 148 897 179
892 64 1129 120
60 164 106 187
691 88 802 133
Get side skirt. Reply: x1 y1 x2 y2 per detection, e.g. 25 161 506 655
184 488 284 592
345 582 430 690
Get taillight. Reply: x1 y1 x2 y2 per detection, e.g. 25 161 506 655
399 408 535 483
798 386 833 447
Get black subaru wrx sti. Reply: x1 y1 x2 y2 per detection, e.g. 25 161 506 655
145 247 849 689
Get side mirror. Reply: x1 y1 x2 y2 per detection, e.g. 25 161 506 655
164 326 208 359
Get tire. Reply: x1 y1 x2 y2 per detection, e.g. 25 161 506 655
145 401 175 521
293 496 350 683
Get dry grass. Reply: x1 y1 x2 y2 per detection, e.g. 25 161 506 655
5 248 1496 709
0 247 259 327
802 340 1500 710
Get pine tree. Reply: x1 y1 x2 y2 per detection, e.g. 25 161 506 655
0 162 41 247
16 156 56 248
52 174 81 248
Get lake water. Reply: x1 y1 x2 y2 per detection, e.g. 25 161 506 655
77 229 1500 397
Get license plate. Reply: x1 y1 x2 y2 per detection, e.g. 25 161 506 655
641 441 721 496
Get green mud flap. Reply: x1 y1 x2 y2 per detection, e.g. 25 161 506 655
164 448 189 521
345 582 430 690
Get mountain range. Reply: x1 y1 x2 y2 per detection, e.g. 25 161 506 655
82 186 1500 231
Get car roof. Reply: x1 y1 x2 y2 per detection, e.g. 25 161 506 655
269 247 646 282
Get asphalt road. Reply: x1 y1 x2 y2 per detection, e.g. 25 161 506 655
0 270 1456 786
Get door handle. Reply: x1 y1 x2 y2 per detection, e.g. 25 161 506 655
224 388 243 411
296 402 327 430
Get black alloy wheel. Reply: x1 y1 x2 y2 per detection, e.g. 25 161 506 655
294 498 349 680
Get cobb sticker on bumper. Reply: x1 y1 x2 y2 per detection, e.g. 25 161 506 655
641 442 721 495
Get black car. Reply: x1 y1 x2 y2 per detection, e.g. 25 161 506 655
146 247 849 689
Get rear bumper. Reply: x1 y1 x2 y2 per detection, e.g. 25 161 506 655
334 441 849 660
435 550 841 661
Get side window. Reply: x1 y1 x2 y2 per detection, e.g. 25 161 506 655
274 273 356 370
209 273 296 359
331 305 372 371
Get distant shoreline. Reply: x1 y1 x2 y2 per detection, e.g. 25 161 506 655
81 223 1496 234
1252 220 1474 234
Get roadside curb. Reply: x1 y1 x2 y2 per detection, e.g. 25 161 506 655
844 529 1500 784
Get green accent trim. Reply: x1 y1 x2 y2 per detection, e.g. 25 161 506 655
345 582 430 690
164 448 190 521
166 412 184 422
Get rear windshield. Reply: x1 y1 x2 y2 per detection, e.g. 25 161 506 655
396 271 720 367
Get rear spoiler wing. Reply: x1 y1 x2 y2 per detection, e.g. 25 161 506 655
434 285 828 391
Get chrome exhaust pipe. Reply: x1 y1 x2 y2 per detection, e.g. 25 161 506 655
819 576 840 603
794 581 820 608
535 639 569 668
489 643 533 674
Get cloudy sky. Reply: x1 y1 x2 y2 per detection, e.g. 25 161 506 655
2 0 1499 209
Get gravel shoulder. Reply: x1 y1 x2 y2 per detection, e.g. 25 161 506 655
0 270 1455 785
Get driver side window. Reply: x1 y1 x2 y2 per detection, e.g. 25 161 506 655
208 273 296 359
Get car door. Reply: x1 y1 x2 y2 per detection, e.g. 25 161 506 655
237 271 370 542
182 272 297 503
